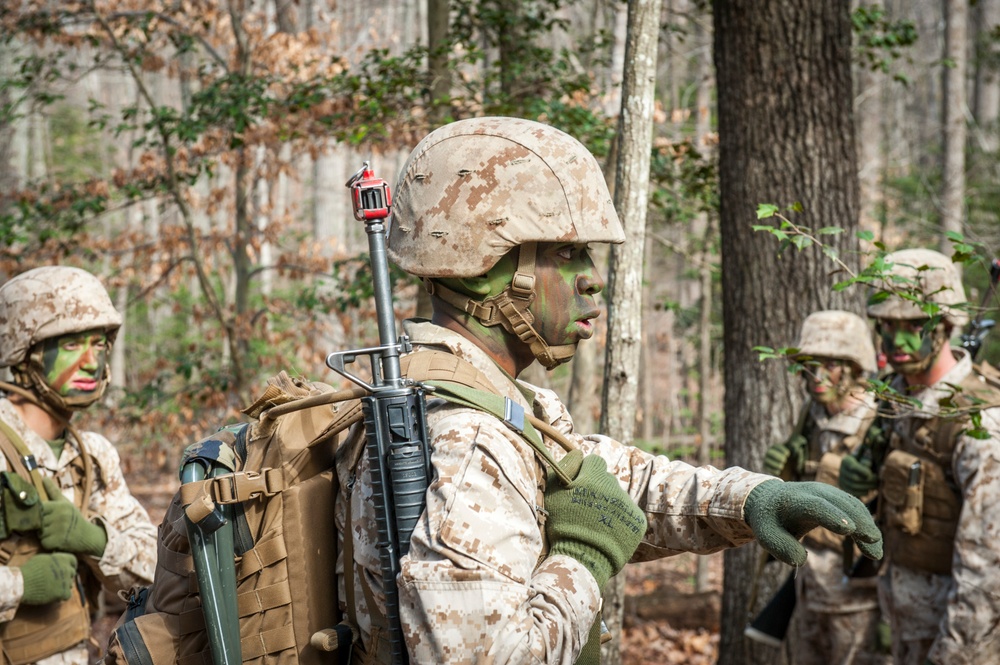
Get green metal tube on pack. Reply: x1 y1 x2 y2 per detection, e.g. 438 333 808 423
326 163 432 665
181 460 242 665
960 258 1000 360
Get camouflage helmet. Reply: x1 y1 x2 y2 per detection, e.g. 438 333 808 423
865 248 968 328
0 266 122 369
387 116 625 278
795 310 877 374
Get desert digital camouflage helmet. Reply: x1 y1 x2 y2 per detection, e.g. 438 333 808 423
388 116 624 369
796 310 877 375
866 248 968 329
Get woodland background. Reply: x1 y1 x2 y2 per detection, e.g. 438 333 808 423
2 0 999 663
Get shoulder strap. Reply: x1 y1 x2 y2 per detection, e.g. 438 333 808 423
399 350 578 485
0 419 47 496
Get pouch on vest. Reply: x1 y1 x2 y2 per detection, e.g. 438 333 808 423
880 449 924 535
1 473 41 535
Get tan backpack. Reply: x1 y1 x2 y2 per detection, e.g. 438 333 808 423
104 351 574 665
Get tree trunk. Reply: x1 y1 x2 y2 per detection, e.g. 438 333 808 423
694 11 715 593
599 0 662 662
973 0 1000 154
713 1 862 663
855 63 884 233
427 0 450 124
941 0 968 254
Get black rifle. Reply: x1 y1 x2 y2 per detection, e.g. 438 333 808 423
326 163 431 665
960 258 1000 361
744 569 795 648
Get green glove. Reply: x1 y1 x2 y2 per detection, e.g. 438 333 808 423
839 455 879 497
39 478 107 557
19 552 77 605
876 619 892 654
762 442 791 476
545 450 647 591
2 472 42 534
763 434 809 477
743 480 883 567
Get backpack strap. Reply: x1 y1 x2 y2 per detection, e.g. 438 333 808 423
399 349 579 484
422 380 574 485
0 419 45 495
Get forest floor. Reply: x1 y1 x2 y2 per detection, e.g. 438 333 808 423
92 481 725 664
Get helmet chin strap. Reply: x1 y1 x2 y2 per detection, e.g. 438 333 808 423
427 242 577 370
12 346 111 415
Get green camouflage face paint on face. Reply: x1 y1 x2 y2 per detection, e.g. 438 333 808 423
531 243 604 347
41 330 108 397
880 320 943 375
882 328 924 356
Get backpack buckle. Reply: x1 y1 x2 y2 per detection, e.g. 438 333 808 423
212 468 283 503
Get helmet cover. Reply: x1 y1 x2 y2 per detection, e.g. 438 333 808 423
866 248 968 328
388 116 624 278
796 310 877 374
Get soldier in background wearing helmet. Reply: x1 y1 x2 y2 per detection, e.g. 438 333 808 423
759 311 888 665
333 116 883 664
839 249 1000 665
0 266 156 665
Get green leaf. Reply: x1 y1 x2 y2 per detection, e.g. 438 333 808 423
791 235 813 250
756 203 779 219
857 230 875 241
817 227 844 236
822 246 840 261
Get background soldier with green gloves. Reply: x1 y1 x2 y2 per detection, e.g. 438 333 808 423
0 266 156 665
332 116 883 664
760 310 888 665
839 248 1000 665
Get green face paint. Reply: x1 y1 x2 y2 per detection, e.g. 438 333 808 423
41 330 108 397
882 328 924 355
879 319 941 375
801 358 859 406
530 243 604 347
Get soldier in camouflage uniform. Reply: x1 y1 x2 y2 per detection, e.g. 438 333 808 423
0 266 157 665
840 248 1000 665
761 311 888 665
334 116 883 664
